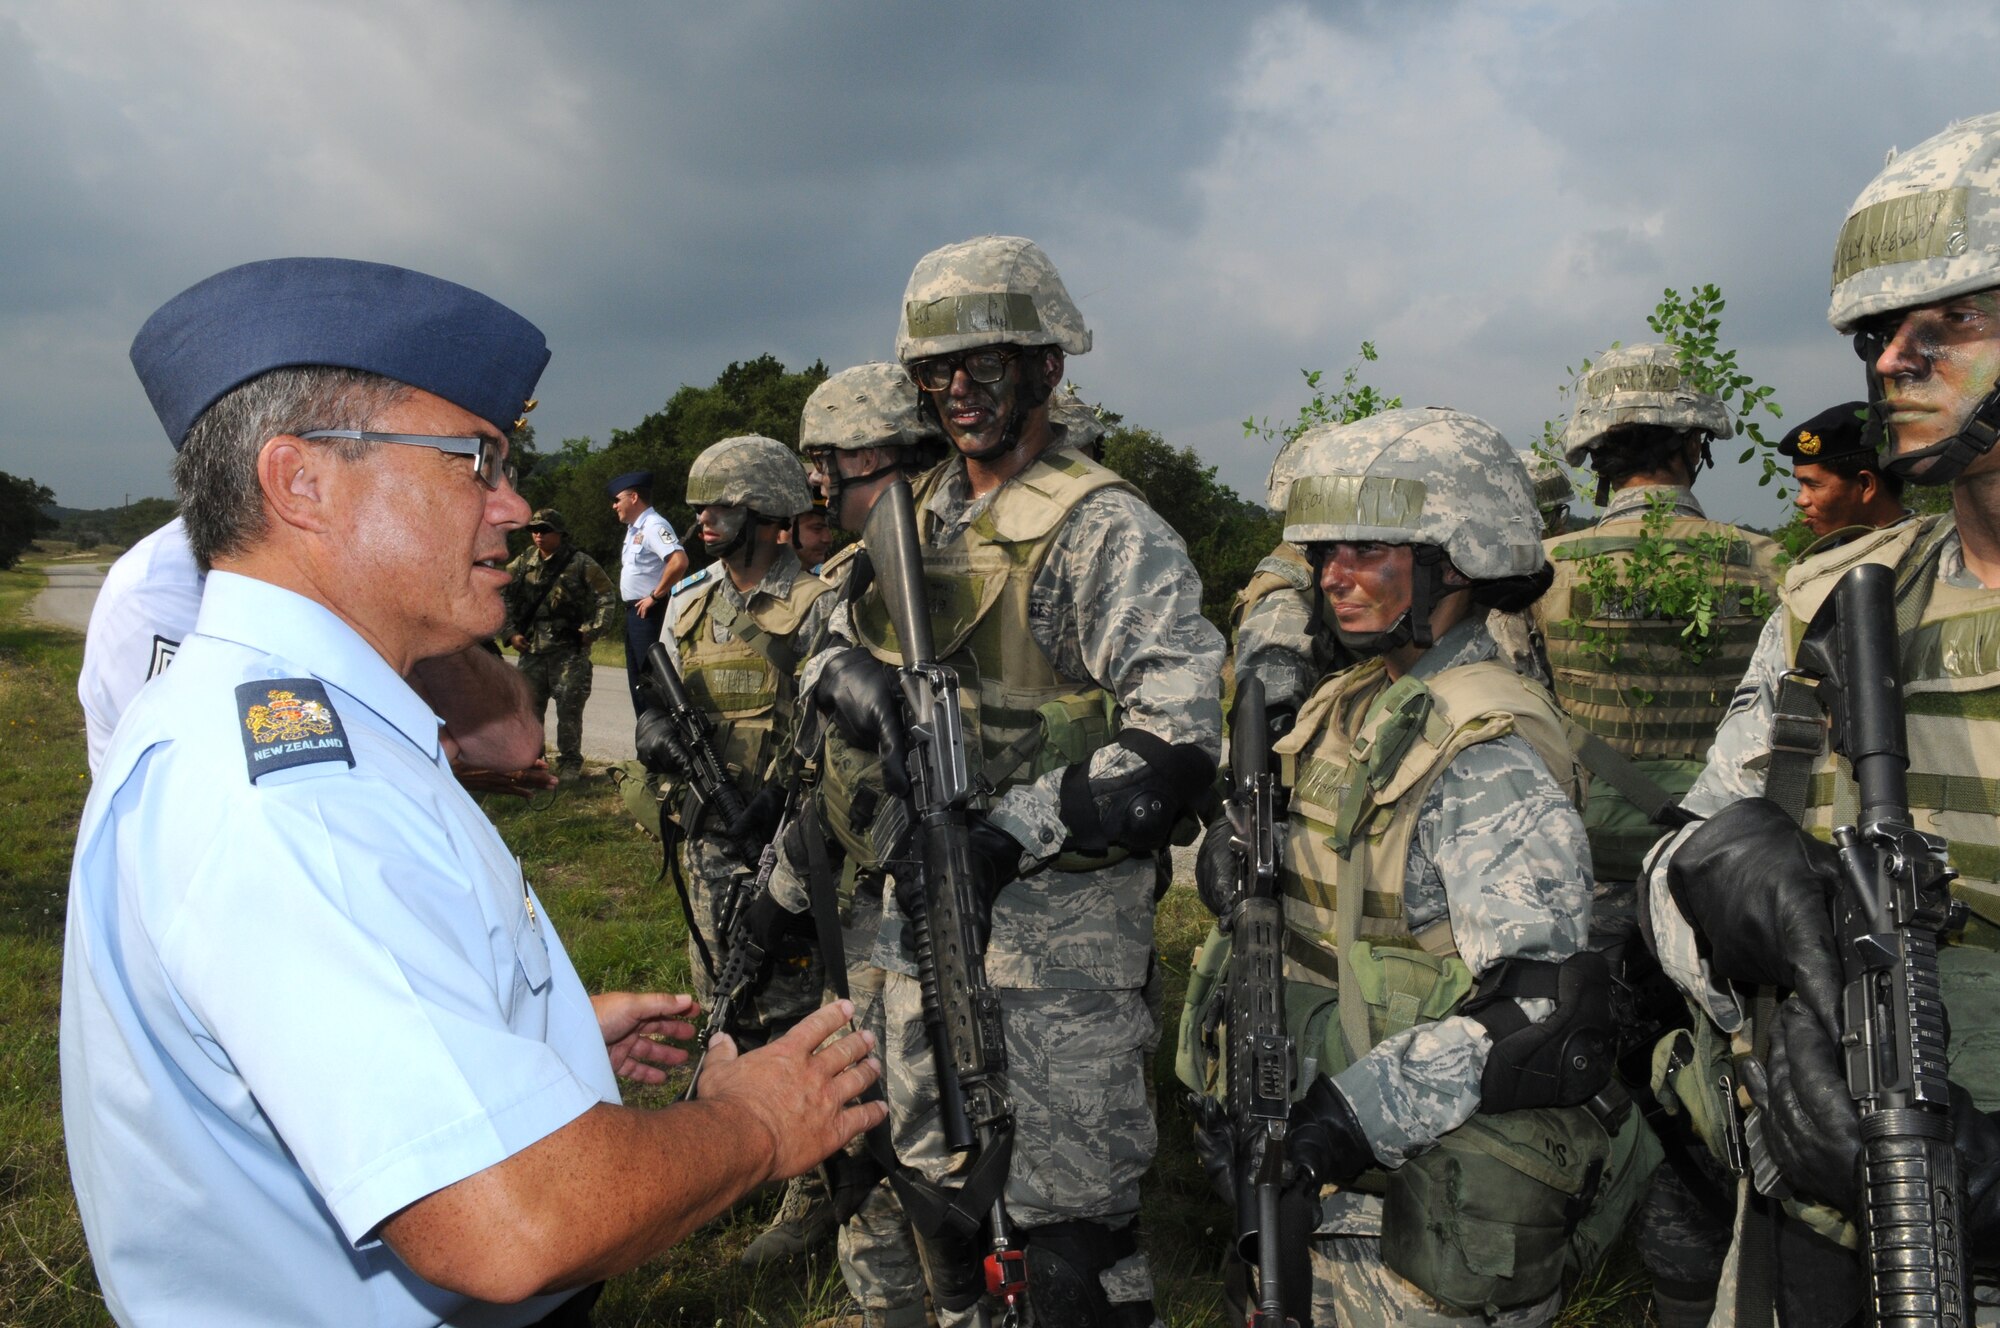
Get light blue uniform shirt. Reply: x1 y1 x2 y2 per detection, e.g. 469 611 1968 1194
618 505 681 602
61 572 618 1327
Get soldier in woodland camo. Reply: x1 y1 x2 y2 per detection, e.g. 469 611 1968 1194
501 508 615 778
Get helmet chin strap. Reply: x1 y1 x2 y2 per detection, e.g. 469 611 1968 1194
925 358 1055 464
823 458 905 533
1326 545 1450 658
1868 366 2000 486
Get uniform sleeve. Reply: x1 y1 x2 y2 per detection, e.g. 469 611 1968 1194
987 488 1226 852
581 556 618 638
644 514 683 560
1331 735 1592 1167
154 773 604 1245
1640 609 1793 1031
1235 583 1319 717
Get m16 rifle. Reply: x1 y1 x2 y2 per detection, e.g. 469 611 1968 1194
1220 677 1307 1328
861 474 1026 1323
1793 561 1970 1328
640 642 766 1099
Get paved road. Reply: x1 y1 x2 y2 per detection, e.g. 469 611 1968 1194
29 560 107 631
31 561 639 764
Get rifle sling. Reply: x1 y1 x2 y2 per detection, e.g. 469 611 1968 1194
1565 719 1691 826
660 796 715 983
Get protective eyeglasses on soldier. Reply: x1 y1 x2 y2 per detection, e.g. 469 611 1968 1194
908 347 1023 393
299 430 517 490
1850 294 2000 365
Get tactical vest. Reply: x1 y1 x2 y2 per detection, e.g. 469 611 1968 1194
670 563 829 798
825 452 1133 869
1541 514 1780 879
1258 656 1655 1313
1229 541 1313 640
1777 516 2000 942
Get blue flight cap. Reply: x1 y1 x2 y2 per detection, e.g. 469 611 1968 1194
605 470 653 499
130 257 551 448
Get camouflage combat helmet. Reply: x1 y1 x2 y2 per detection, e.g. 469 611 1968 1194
896 235 1092 363
1829 112 2000 332
800 363 935 452
1265 431 1312 515
526 507 568 534
1523 453 1575 514
686 435 813 519
1282 407 1546 582
1048 388 1107 459
1560 343 1734 466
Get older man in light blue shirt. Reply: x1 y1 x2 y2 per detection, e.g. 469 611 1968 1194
60 258 884 1327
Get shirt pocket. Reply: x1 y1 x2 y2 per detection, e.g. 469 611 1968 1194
509 869 554 1014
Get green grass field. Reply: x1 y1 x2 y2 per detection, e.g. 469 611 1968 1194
0 556 1651 1326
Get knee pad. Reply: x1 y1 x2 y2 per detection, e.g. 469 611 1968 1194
1017 1219 1151 1328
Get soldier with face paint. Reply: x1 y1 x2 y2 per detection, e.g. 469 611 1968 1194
809 236 1226 1328
1187 408 1655 1328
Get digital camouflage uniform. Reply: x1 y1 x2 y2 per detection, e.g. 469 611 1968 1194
1641 114 2000 1325
778 362 941 1325
501 513 616 773
834 449 1223 1325
1181 410 1657 1327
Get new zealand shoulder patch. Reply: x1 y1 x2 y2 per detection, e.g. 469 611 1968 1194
235 678 354 781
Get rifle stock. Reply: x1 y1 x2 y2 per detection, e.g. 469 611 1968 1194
1798 562 1969 1328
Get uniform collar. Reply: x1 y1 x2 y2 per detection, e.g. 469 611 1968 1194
720 545 802 606
1599 483 1704 523
193 571 444 759
1407 618 1497 681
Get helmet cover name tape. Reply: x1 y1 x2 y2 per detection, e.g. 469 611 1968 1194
1581 361 1688 397
1832 187 1972 289
904 293 1043 341
1285 474 1428 531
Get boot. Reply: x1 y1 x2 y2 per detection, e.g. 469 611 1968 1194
740 1168 836 1268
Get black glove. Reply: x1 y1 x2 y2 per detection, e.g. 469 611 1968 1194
634 707 691 781
1194 813 1237 919
1744 993 1863 1214
1284 1075 1376 1190
1666 797 1842 1034
733 886 795 956
1951 1084 2000 1277
891 814 1022 938
813 649 910 795
1190 1099 1238 1205
728 786 785 854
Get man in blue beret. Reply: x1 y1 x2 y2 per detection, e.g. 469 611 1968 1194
608 469 689 714
59 257 886 1328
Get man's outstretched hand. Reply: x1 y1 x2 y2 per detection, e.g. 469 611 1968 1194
696 1000 888 1184
593 992 701 1084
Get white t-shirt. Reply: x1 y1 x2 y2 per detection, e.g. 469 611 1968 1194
79 516 204 774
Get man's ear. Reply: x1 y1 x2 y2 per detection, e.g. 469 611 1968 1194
1039 349 1065 390
257 435 337 534
1856 469 1880 503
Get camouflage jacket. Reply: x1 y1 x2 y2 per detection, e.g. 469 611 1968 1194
1314 621 1593 1173
501 544 616 653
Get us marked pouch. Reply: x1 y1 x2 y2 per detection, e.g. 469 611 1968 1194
1379 1092 1662 1314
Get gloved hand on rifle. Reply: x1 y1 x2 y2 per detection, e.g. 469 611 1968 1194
813 648 910 795
1748 991 2000 1265
634 706 692 782
728 786 785 855
1665 797 1843 1035
1058 730 1216 856
1284 1074 1377 1191
891 813 1022 944
1194 812 1237 919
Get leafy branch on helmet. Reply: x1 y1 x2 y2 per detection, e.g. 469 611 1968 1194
1646 284 1787 493
1241 341 1403 446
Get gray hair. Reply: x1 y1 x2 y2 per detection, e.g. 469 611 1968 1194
172 367 410 569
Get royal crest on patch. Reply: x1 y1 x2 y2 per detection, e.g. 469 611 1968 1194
235 678 354 781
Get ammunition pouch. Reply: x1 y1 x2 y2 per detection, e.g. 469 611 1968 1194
1380 1088 1663 1314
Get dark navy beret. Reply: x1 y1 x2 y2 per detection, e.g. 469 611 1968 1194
606 470 653 498
1777 401 1874 464
131 257 551 448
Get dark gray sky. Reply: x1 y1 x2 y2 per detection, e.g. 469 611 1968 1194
5 0 1997 528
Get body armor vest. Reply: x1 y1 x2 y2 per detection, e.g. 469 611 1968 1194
670 561 829 798
824 452 1134 868
1540 511 1780 879
1779 516 2000 942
